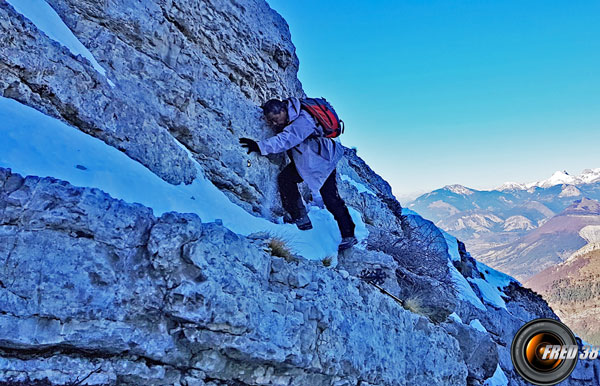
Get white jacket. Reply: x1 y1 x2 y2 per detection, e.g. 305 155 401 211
258 97 343 191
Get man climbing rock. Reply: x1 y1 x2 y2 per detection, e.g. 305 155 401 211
239 97 357 251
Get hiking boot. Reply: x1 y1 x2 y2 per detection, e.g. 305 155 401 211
338 236 358 251
283 213 313 230
295 214 313 230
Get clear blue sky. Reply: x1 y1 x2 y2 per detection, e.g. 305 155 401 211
267 0 600 201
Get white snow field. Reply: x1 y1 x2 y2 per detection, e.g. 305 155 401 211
0 97 368 261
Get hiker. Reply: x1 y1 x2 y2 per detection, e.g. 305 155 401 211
239 97 357 251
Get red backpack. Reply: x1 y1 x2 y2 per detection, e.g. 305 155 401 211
300 97 344 138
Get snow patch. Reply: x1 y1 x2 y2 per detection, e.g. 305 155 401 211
468 261 519 310
442 231 461 262
444 184 473 195
469 319 487 333
0 97 368 261
448 312 462 323
340 174 376 197
484 364 508 386
448 261 486 311
6 0 115 87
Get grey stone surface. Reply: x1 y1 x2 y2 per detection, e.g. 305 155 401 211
0 169 468 385
1 0 599 384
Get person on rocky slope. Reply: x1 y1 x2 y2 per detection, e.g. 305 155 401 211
239 97 357 251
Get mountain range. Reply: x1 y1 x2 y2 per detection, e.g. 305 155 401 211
408 169 600 278
410 171 600 347
498 169 600 190
477 198 600 281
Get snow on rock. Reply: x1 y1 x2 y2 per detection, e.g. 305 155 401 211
579 168 600 184
0 168 468 386
566 225 600 261
468 261 520 310
340 174 377 197
535 170 577 188
448 260 486 311
499 169 600 191
443 231 461 262
6 0 114 87
3 1 599 384
579 225 600 244
484 365 508 386
0 97 367 261
442 213 503 232
496 181 527 191
469 319 487 333
444 184 474 195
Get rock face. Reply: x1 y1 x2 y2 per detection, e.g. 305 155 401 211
1 1 599 385
1 0 303 216
0 168 469 385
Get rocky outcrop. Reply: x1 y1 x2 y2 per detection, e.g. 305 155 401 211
1 0 600 385
0 168 468 385
1 0 303 215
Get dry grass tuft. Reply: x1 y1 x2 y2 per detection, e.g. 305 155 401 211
403 295 428 315
322 255 334 267
268 237 297 262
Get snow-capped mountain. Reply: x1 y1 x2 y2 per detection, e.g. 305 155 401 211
497 169 600 191
409 171 600 256
443 184 475 195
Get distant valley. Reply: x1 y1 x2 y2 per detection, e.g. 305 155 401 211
407 169 600 281
408 168 600 343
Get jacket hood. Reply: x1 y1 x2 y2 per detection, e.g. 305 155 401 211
286 97 302 122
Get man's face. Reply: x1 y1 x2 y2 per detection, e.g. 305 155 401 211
265 110 288 130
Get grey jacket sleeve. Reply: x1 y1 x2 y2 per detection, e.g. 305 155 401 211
257 114 316 155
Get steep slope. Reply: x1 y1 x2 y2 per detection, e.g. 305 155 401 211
525 226 600 345
1 1 599 385
525 248 600 345
0 168 469 385
478 198 600 281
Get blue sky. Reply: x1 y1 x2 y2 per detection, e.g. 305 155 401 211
267 0 600 201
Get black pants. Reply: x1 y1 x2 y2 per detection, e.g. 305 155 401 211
278 162 356 238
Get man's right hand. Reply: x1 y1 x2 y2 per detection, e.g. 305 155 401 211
239 138 260 154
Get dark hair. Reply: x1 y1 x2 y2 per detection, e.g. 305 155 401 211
262 99 286 115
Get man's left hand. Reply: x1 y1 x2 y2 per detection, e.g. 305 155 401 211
239 138 260 154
